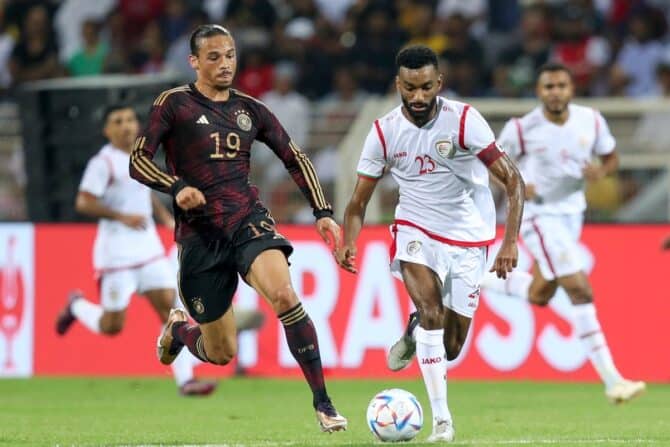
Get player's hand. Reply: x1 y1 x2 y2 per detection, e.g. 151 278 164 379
524 183 537 201
490 241 518 279
175 186 206 211
316 217 341 249
119 214 147 229
335 243 358 274
661 235 670 251
582 163 604 181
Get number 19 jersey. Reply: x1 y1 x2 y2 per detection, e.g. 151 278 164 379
357 97 504 246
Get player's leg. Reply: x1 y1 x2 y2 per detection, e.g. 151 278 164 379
398 260 452 441
140 256 218 397
157 238 240 366
482 260 558 304
245 248 347 432
557 271 645 403
55 270 135 336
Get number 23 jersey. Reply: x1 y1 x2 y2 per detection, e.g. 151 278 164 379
357 97 503 246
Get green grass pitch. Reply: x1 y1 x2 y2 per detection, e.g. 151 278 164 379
0 378 667 446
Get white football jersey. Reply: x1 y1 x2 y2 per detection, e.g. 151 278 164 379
357 97 503 246
79 144 165 271
499 103 616 217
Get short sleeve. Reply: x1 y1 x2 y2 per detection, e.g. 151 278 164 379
356 121 387 179
593 111 616 155
498 119 522 160
79 156 111 197
461 105 504 167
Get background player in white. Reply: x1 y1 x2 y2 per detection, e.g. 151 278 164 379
335 45 525 442
483 63 645 404
55 105 216 396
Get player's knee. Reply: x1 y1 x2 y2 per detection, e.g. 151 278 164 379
564 285 593 305
206 345 236 365
270 285 298 314
416 305 443 330
528 293 551 307
101 321 124 336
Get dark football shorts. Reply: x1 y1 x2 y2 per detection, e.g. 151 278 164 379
177 207 293 324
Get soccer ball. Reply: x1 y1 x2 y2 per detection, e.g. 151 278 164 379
366 388 423 442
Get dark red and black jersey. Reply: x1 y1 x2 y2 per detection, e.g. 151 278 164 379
129 84 332 242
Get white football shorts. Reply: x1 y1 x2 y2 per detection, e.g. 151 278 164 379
520 213 584 281
99 256 175 311
389 224 487 318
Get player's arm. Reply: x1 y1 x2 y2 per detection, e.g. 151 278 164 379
255 103 339 247
488 154 525 278
77 156 146 229
584 111 619 182
337 176 379 273
336 123 386 273
129 93 205 211
465 107 524 278
583 151 619 181
75 191 146 229
151 194 175 230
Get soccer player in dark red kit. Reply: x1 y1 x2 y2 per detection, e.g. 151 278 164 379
129 24 347 432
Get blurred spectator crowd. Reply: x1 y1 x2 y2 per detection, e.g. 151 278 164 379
2 0 670 223
1 0 670 100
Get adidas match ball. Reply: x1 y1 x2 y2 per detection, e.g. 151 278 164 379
366 388 423 442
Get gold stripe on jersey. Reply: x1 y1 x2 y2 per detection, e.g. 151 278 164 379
133 149 177 185
133 137 177 185
153 85 190 106
291 143 328 209
130 137 175 187
231 89 270 109
132 153 173 187
289 141 329 210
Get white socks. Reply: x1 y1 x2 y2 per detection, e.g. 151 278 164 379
171 348 195 387
482 270 532 299
71 296 102 334
415 326 451 424
572 303 623 389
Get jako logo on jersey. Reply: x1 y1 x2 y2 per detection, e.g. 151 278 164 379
196 115 210 125
421 357 443 365
468 287 481 300
407 241 422 255
435 140 455 159
394 151 408 159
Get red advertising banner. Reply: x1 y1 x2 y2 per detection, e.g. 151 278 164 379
33 224 670 382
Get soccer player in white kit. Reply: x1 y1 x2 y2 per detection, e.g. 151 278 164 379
335 46 525 442
54 105 216 396
483 63 646 404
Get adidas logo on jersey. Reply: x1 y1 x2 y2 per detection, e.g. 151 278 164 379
196 115 210 125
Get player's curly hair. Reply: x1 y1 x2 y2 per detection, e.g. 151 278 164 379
395 45 438 71
190 24 231 56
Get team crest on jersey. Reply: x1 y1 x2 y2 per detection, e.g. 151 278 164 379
435 140 455 159
192 297 205 314
235 110 252 131
407 240 422 255
579 135 589 148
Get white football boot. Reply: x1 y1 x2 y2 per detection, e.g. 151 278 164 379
606 379 646 404
427 419 455 442
387 311 419 371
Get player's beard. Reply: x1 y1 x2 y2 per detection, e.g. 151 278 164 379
544 99 568 116
402 96 437 125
